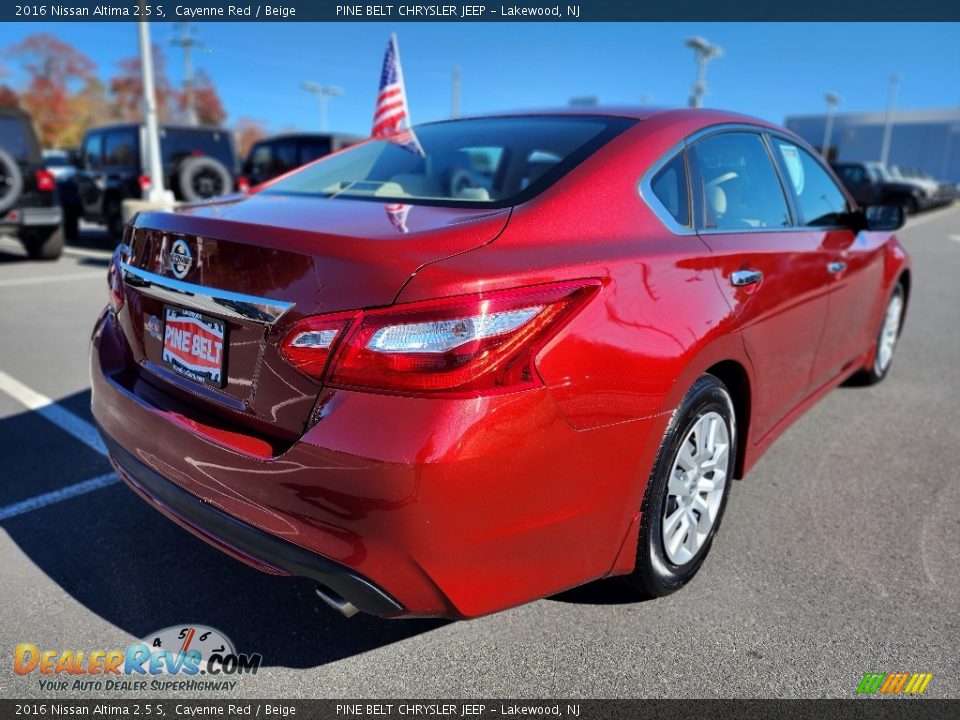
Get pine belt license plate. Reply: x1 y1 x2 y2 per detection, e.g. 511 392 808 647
161 306 226 388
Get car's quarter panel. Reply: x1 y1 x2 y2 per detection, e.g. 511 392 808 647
92 308 667 618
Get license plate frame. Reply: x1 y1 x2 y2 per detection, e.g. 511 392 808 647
160 305 227 389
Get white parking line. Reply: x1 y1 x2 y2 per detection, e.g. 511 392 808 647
0 472 119 521
0 271 104 288
0 368 106 456
63 246 113 260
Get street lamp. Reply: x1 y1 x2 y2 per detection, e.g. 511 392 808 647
685 36 723 109
879 73 900 167
301 81 343 132
821 92 841 160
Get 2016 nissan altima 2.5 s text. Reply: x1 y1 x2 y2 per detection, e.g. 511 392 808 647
91 108 910 619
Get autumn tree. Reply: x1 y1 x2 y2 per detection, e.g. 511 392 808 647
9 33 96 147
0 86 17 108
109 44 178 123
235 116 266 157
186 69 226 126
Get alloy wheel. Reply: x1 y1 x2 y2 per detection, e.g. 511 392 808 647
874 290 903 376
661 410 730 566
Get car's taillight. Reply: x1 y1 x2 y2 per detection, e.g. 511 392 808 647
237 176 250 193
137 174 152 196
279 281 599 396
35 169 56 192
108 246 125 313
279 313 356 380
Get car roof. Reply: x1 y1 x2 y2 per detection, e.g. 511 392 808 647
454 105 777 126
255 132 361 143
85 122 229 133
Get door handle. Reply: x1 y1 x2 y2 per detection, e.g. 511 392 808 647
827 261 847 274
730 270 763 287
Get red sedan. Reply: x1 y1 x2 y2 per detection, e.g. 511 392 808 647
91 108 910 619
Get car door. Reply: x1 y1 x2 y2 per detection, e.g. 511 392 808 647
688 129 833 440
770 138 887 387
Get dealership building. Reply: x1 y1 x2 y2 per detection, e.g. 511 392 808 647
784 108 960 183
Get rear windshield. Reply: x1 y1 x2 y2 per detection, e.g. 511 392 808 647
263 116 635 208
160 128 236 171
0 116 34 162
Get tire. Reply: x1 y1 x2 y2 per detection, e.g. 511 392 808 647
104 197 124 240
21 224 65 260
851 282 905 386
890 194 919 217
177 156 233 201
0 148 24 214
63 206 79 240
621 374 737 598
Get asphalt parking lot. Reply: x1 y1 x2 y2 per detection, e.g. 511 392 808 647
1 208 959 700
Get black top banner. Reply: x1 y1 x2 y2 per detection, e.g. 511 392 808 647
3 0 960 22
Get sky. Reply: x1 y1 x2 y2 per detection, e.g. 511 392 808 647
1 22 958 135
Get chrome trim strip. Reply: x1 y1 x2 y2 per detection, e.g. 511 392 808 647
121 263 295 325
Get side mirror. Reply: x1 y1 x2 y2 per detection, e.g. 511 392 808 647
864 204 905 231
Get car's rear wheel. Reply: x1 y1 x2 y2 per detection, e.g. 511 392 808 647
852 282 905 385
0 148 24 214
21 224 65 260
622 373 736 597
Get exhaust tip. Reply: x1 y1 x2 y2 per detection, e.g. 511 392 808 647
315 586 359 618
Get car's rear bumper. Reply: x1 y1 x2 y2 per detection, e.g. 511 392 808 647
0 206 62 230
91 309 667 618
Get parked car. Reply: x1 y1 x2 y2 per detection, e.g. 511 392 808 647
64 123 240 239
42 148 79 180
889 165 955 205
92 108 910 620
0 107 64 259
242 132 360 186
832 161 935 215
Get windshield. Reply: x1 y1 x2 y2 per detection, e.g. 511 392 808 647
263 116 635 208
865 162 891 181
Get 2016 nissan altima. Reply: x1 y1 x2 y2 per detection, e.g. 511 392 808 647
91 108 910 619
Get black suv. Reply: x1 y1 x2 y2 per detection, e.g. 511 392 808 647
65 123 240 238
832 161 934 215
243 132 359 187
0 107 64 260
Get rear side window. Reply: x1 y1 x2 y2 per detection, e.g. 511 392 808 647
104 129 138 168
83 134 103 169
690 132 791 231
773 140 850 226
650 153 690 227
0 116 31 161
160 128 235 170
836 165 865 185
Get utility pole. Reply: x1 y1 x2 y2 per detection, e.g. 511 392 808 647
880 73 900 167
685 36 723 109
301 82 343 132
170 22 201 126
138 15 171 204
821 92 841 160
451 65 461 118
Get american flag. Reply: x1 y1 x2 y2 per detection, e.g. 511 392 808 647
373 34 423 155
384 202 411 233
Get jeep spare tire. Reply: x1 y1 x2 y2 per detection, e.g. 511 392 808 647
0 148 24 214
178 155 233 201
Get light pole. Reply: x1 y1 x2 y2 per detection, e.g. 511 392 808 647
170 22 202 126
821 92 841 159
137 15 171 204
685 36 723 109
301 82 343 132
451 66 461 119
880 73 900 167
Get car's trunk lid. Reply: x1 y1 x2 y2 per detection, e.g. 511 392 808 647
119 193 509 441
